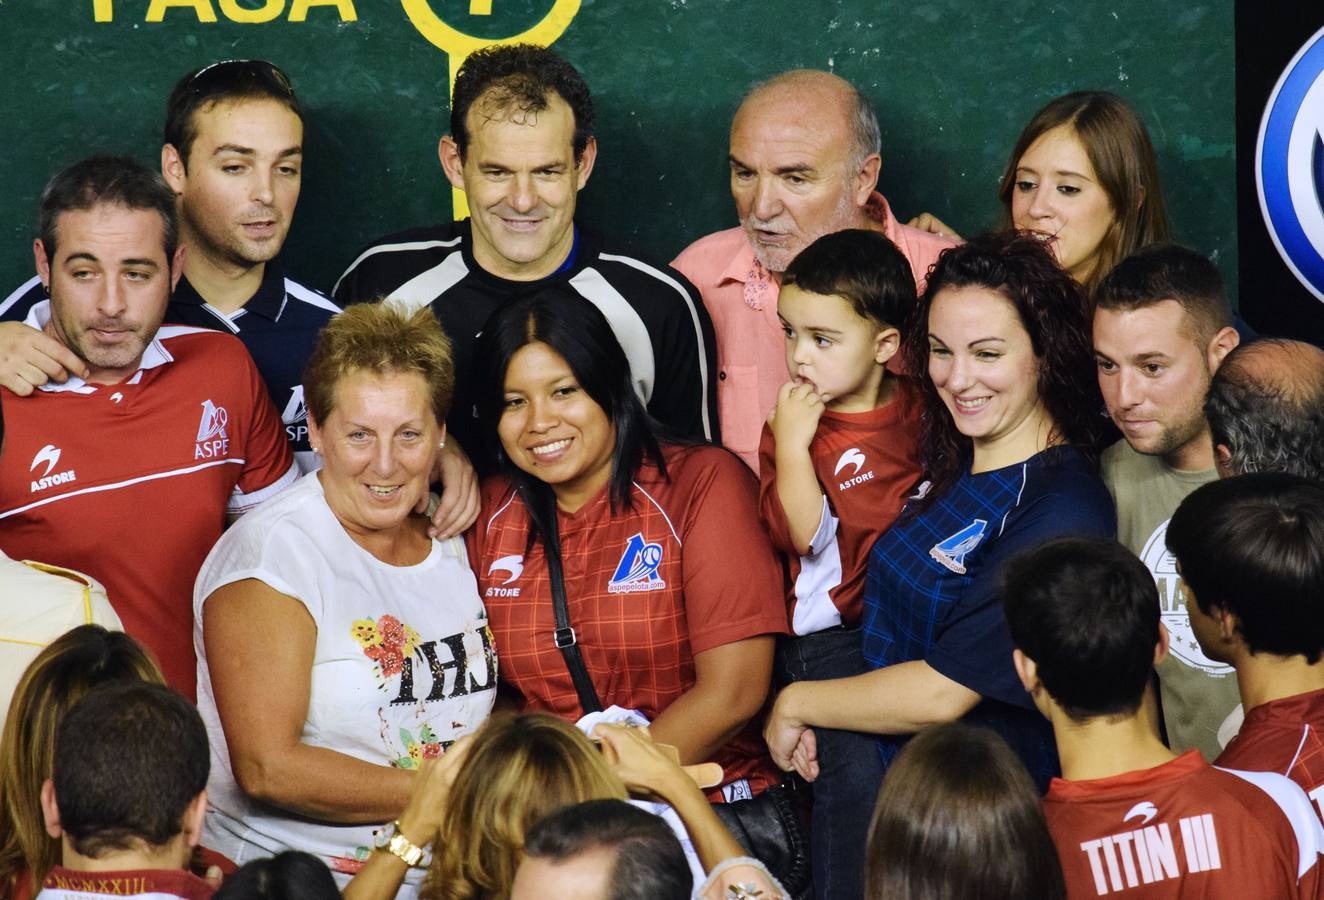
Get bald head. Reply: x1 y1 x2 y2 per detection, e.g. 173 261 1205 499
728 70 882 271
1206 338 1324 479
736 70 881 173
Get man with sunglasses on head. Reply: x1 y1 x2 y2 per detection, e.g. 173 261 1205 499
0 61 336 474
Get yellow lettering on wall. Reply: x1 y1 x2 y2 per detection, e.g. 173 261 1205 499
146 0 218 22
218 0 284 23
93 0 114 22
469 0 493 13
288 0 357 21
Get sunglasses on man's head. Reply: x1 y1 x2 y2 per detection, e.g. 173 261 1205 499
187 59 293 98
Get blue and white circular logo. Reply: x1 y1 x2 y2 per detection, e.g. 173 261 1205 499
1259 26 1324 304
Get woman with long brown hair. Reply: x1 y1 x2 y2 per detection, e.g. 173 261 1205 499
765 232 1116 799
865 722 1065 899
912 91 1169 297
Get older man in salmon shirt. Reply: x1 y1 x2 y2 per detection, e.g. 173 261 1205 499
673 70 954 473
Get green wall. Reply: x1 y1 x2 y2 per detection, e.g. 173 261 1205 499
0 1 1236 297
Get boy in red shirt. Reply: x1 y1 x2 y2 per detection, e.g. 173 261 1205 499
757 228 924 897
1004 536 1324 898
39 683 214 900
1168 473 1324 824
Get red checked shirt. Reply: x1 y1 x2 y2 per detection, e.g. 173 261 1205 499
758 378 923 633
1043 750 1324 898
1218 688 1324 825
472 444 789 798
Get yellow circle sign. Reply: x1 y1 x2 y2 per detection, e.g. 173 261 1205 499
398 0 582 218
399 0 581 57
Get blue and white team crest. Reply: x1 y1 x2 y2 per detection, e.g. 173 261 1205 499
282 386 308 427
608 532 667 594
929 519 987 575
1258 25 1324 304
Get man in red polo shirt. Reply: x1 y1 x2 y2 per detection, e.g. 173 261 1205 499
0 156 295 699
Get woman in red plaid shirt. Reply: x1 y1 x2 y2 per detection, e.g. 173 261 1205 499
469 287 790 803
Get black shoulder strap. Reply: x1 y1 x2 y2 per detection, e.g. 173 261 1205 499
544 518 603 715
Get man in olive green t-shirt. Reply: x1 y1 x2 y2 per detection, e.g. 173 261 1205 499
1092 245 1240 760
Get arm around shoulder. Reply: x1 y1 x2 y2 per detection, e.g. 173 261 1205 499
0 320 87 395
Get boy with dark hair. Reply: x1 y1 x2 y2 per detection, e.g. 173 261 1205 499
1004 536 1324 898
758 227 923 892
1168 474 1324 821
38 682 213 899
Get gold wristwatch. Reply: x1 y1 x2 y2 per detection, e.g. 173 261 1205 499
372 820 431 867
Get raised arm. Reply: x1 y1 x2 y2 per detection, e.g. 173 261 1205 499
342 735 474 900
595 724 789 900
203 578 415 822
766 381 828 555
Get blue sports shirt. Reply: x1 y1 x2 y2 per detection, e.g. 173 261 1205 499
863 444 1116 789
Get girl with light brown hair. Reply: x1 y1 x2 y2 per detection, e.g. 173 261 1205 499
912 90 1170 298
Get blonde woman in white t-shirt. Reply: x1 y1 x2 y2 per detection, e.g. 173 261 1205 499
193 302 496 897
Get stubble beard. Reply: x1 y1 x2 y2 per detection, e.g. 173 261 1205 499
1135 408 1211 463
182 201 282 271
744 185 864 273
52 306 152 378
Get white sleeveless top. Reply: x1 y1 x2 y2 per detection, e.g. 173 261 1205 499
193 473 496 892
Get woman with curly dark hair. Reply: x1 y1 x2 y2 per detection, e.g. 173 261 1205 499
766 232 1115 799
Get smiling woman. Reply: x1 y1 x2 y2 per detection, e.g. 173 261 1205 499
764 233 1116 793
910 91 1169 299
469 287 788 807
192 302 496 898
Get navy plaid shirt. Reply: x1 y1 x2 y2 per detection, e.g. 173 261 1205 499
863 445 1116 786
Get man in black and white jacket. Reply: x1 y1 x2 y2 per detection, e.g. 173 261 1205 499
334 44 719 470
